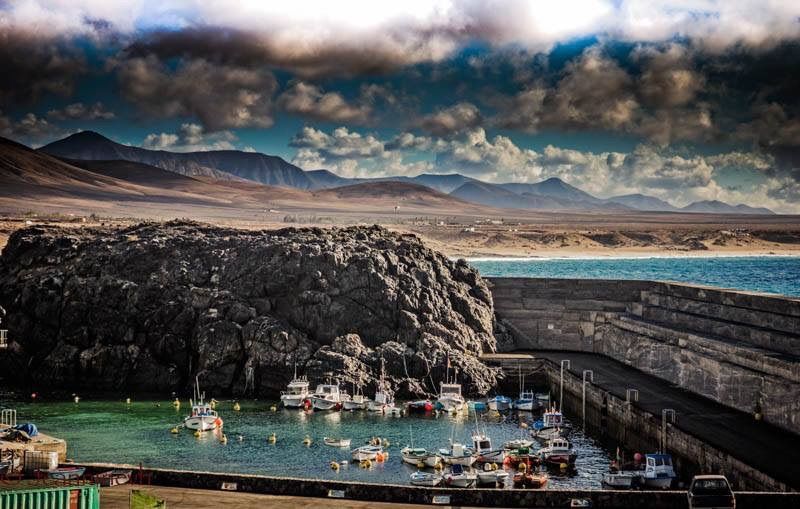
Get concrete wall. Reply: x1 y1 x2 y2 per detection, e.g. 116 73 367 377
70 462 800 508
489 278 800 435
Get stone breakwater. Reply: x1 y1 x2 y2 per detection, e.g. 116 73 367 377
0 221 499 396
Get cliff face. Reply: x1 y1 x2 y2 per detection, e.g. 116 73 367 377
0 221 499 397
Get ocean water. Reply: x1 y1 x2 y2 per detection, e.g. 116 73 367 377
6 399 612 489
469 256 800 297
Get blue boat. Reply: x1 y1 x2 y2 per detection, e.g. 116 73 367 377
487 395 512 411
467 400 487 411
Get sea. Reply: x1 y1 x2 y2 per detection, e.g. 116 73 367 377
8 399 613 489
469 256 800 297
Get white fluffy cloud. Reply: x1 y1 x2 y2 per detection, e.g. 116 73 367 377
46 102 115 120
142 123 237 152
277 82 373 124
0 111 66 146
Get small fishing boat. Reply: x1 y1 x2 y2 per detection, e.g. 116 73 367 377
514 390 539 411
476 464 509 485
94 469 132 487
323 437 352 448
401 446 437 466
503 438 535 450
603 471 639 489
538 437 577 467
311 382 344 411
467 400 487 411
439 441 477 466
487 395 512 412
513 469 548 489
410 471 443 487
503 449 540 470
641 453 676 489
184 377 223 431
280 365 310 408
436 382 467 412
531 407 572 440
41 466 86 480
536 393 551 405
443 464 477 488
472 431 506 463
367 358 396 413
407 399 433 413
343 382 369 411
352 445 384 462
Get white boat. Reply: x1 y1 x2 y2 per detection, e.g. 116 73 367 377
514 390 539 411
443 464 477 488
436 382 467 412
352 445 383 461
603 471 639 489
410 471 443 487
532 407 572 440
641 453 676 489
487 395 512 411
477 464 509 485
367 357 396 413
323 437 352 448
184 376 222 431
439 441 477 466
538 437 577 467
311 382 344 411
472 431 506 463
343 386 369 411
503 438 535 450
401 446 433 466
280 366 310 408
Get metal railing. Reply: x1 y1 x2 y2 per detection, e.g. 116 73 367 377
0 329 7 348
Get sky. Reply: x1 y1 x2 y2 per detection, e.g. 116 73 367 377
1 1 800 211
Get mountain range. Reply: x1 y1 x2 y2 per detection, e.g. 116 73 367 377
37 131 775 215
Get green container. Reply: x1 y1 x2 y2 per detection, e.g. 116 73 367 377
0 480 99 509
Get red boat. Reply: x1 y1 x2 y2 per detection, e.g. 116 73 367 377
407 400 433 413
513 470 548 489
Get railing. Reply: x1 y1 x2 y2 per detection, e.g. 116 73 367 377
0 329 7 348
0 409 16 427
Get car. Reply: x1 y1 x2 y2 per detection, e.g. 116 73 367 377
687 475 735 509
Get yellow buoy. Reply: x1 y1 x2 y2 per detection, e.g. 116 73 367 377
491 463 498 471
360 459 372 469
520 422 528 429
270 404 277 412
560 462 568 470
518 462 527 472
210 399 217 410
126 398 131 405
303 435 312 446
330 461 340 471
417 461 425 468
220 434 228 444
73 396 80 404
173 398 181 409
268 433 277 444
170 427 179 434
233 402 241 412
194 430 201 438
434 461 443 471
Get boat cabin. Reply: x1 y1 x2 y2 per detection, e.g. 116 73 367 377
284 377 309 394
645 454 675 477
542 410 564 427
190 402 217 417
472 434 492 453
549 438 571 450
518 390 535 400
314 384 340 397
440 383 462 397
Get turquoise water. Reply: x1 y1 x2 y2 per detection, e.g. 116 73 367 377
470 256 800 297
6 399 612 489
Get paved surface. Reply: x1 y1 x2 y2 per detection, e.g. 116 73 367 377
100 485 434 509
531 351 800 489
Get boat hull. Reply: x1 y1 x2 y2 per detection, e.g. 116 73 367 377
602 472 638 489
280 395 307 408
437 398 466 412
184 415 220 431
352 447 383 461
444 474 476 488
533 426 571 440
443 454 477 467
477 449 507 463
324 438 352 448
477 470 508 485
410 473 442 487
487 398 511 412
644 476 674 489
514 400 536 411
312 397 340 411
343 400 366 411
542 453 577 467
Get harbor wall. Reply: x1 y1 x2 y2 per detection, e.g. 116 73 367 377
488 278 800 435
68 463 800 509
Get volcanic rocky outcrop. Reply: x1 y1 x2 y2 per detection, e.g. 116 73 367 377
0 221 500 397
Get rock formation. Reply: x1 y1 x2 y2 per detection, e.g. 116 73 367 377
0 221 500 397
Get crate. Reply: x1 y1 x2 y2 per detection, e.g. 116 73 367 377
22 451 58 475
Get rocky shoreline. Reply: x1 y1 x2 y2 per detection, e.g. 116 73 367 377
0 221 501 397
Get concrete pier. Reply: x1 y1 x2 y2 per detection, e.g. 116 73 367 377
488 277 800 492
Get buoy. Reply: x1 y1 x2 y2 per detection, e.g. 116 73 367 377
73 395 80 404
330 461 340 471
170 427 179 434
270 404 277 412
233 402 241 412
434 461 443 471
215 417 223 428
126 398 131 405
520 422 528 429
360 459 372 469
376 452 385 463
491 462 498 471
237 435 244 442
303 435 312 446
559 462 568 470
417 461 425 468
194 430 201 438
173 398 181 409
518 462 527 472
268 433 277 443
382 439 390 447
210 399 217 410
220 434 228 444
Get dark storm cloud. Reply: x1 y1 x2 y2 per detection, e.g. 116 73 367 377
113 55 278 130
418 102 483 136
0 28 87 106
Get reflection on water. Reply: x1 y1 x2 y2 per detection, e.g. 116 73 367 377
6 399 613 489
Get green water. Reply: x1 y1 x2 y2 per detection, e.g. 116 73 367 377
5 398 614 489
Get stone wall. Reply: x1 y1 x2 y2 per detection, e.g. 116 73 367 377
489 278 800 435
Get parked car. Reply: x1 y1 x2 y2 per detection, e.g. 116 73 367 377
687 475 735 509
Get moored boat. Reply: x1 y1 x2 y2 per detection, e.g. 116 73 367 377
443 464 477 488
184 376 223 431
513 469 548 489
487 395 512 412
513 390 539 411
439 441 477 466
311 382 344 411
410 471 443 487
407 399 433 413
531 407 571 440
603 471 639 489
467 400 487 411
94 469 132 487
641 453 676 489
352 445 384 462
41 466 85 480
503 438 535 450
436 382 466 412
401 446 433 466
343 393 368 411
538 437 577 467
323 437 352 447
280 366 310 408
367 357 396 413
476 464 509 485
472 431 506 463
